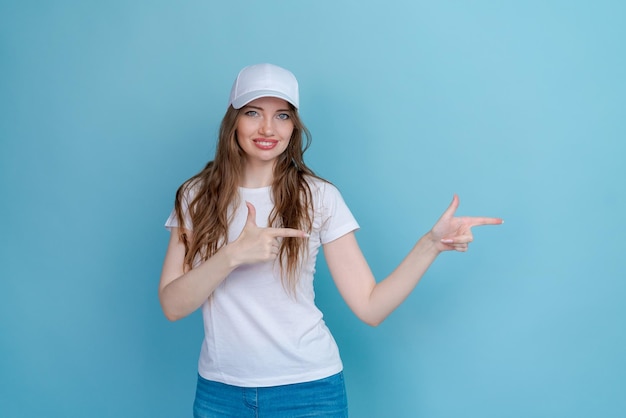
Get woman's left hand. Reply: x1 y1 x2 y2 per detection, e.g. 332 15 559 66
429 194 503 253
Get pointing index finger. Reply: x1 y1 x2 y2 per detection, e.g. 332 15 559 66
466 217 504 227
269 227 310 238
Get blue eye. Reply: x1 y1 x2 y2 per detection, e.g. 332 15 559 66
277 113 290 120
244 110 259 117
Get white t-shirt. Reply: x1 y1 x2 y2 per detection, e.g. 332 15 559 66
165 177 359 387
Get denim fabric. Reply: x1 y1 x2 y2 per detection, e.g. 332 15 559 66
193 372 348 417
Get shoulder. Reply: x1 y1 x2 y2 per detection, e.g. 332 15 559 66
304 175 336 198
177 161 215 203
303 175 349 211
177 177 203 204
304 175 334 193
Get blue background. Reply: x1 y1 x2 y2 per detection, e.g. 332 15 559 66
1 1 624 417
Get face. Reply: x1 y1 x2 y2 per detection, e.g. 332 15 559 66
235 97 294 165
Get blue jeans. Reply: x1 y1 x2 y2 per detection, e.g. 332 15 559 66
193 372 349 417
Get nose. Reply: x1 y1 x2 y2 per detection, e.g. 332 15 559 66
259 116 274 136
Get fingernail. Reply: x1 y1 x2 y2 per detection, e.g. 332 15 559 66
441 239 454 244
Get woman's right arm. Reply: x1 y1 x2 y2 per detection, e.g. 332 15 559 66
158 202 309 321
158 227 238 321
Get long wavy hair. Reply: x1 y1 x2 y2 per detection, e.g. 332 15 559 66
174 103 324 293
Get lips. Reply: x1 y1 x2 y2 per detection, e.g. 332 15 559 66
253 139 278 150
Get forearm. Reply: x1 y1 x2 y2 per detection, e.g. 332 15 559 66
159 245 237 321
365 233 441 326
328 196 502 327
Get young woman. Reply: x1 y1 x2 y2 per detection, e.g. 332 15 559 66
159 63 503 417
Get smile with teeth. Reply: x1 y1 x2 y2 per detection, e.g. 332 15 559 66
253 139 279 149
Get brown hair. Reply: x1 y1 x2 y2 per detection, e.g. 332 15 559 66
174 104 324 293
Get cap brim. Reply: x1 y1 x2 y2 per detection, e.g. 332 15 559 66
231 90 298 109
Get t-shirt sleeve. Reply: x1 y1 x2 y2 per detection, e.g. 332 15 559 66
164 185 195 231
319 182 360 244
164 209 179 231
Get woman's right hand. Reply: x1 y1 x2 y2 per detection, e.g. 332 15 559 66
159 202 307 320
228 202 309 267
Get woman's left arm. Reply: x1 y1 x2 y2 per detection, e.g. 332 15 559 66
323 194 502 326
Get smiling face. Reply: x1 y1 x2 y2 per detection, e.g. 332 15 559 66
235 97 295 167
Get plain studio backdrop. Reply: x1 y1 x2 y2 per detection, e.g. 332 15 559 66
1 1 624 417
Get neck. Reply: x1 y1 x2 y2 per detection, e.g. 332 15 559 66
240 160 274 188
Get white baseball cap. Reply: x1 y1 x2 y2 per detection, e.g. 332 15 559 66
228 63 299 109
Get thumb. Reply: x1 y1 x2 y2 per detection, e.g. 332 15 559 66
245 201 257 228
441 194 460 219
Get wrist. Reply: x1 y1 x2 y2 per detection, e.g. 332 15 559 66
220 242 242 269
422 231 444 255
